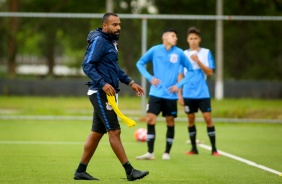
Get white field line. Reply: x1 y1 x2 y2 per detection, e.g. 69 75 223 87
0 141 85 145
198 144 282 176
0 140 136 145
1 140 281 176
0 115 282 123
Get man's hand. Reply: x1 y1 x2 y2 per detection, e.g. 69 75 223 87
130 83 145 96
150 77 161 87
102 83 116 96
191 54 213 76
190 54 200 63
168 85 179 93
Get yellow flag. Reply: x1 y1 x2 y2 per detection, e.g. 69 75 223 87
106 95 136 128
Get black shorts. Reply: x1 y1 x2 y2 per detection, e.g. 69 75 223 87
147 95 177 117
184 98 212 114
89 91 120 134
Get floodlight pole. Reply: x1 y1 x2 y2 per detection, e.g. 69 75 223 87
106 0 114 13
215 0 224 100
141 18 147 118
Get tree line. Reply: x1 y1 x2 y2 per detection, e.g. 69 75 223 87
0 0 281 81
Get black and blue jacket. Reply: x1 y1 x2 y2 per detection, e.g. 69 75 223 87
82 28 132 93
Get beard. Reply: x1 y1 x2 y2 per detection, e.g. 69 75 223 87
112 33 120 40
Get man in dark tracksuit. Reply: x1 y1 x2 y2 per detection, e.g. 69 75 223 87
74 13 149 181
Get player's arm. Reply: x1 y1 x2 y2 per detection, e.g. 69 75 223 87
168 55 194 93
190 51 214 76
82 38 107 90
136 47 161 87
117 65 133 85
175 54 194 88
136 47 155 83
118 67 145 96
177 71 185 106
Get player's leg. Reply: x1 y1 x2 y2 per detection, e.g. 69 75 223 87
108 129 128 162
108 129 149 180
98 91 149 180
162 116 174 160
74 94 106 180
107 129 149 180
200 98 219 155
184 99 199 155
79 110 106 165
74 131 103 180
79 131 103 165
146 112 157 154
136 112 157 160
187 113 198 154
161 99 177 160
136 96 161 160
93 91 132 173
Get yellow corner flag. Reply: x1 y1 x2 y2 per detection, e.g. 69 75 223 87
107 95 136 128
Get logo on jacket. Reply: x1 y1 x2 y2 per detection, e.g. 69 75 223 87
113 41 118 51
170 54 178 63
106 102 113 111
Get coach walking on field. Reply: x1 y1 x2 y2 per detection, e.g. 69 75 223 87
74 13 149 181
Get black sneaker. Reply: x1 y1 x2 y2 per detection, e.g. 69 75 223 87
127 169 149 181
74 171 99 180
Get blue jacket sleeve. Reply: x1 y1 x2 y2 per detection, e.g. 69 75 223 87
176 52 194 88
118 65 132 85
136 47 155 82
82 37 107 90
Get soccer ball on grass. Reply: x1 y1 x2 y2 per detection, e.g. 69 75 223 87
134 128 147 142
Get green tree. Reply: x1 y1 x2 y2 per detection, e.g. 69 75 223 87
224 0 282 80
1 0 281 80
7 0 19 78
18 0 105 77
154 0 282 80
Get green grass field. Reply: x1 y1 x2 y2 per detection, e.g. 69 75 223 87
1 96 282 119
0 96 282 183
